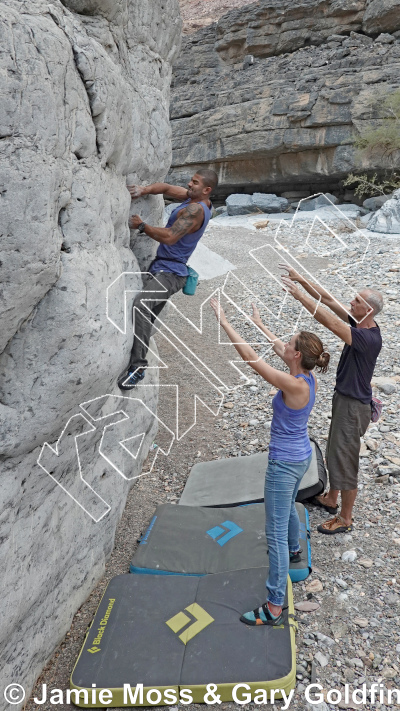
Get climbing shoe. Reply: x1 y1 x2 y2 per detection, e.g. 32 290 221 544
118 367 145 391
240 602 284 626
289 548 302 564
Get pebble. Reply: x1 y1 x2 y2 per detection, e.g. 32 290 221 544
358 558 373 568
337 592 349 602
343 668 355 683
315 632 335 646
306 579 324 593
295 600 320 612
375 474 389 484
349 657 364 668
249 419 259 425
382 666 397 679
354 617 369 628
386 593 399 604
314 651 329 667
342 550 357 562
224 402 234 409
331 622 349 638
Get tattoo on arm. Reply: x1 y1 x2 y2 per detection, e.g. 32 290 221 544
170 204 203 240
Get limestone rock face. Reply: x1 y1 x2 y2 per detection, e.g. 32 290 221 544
169 0 400 199
362 0 400 34
214 0 366 64
0 0 181 702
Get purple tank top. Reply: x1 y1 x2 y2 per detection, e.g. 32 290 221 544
269 372 315 462
150 199 212 277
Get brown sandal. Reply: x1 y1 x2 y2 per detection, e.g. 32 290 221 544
317 515 353 535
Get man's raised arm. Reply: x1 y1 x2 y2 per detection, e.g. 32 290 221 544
282 277 352 346
127 182 189 201
280 264 349 322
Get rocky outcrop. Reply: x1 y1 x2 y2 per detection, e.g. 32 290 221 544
0 0 180 703
226 192 289 214
367 188 400 232
169 0 400 200
179 0 255 35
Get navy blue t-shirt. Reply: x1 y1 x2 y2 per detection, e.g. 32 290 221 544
150 199 212 277
335 316 382 404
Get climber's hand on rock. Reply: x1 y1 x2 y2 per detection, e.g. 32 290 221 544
129 214 143 230
127 185 145 199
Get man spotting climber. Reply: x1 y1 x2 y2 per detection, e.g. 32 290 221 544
281 266 383 534
118 169 218 390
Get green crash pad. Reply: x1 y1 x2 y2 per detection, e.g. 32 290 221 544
130 502 311 582
70 570 296 707
179 439 326 507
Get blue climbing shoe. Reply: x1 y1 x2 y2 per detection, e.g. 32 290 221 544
240 602 283 626
118 368 145 391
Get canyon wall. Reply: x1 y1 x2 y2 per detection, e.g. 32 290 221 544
170 0 400 200
0 0 181 704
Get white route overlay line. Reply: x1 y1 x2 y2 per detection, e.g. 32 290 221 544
135 383 224 442
106 272 169 335
220 271 317 346
43 194 376 520
80 394 175 480
138 293 257 391
37 414 111 523
265 198 372 324
130 307 227 439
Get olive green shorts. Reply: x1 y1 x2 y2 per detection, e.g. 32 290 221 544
325 391 371 491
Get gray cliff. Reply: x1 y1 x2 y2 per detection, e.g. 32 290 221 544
169 0 400 199
0 0 181 703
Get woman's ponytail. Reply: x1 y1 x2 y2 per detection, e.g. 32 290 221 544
315 350 330 374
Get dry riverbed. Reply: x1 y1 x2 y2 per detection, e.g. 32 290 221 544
27 216 400 711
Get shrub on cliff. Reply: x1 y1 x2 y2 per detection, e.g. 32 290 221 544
344 88 400 198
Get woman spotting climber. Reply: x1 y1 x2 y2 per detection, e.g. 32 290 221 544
210 298 330 625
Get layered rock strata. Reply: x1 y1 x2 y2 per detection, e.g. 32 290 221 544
170 0 400 200
0 0 180 703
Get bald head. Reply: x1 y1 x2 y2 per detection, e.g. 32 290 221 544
360 289 384 316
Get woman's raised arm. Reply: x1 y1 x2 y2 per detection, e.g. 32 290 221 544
210 298 305 396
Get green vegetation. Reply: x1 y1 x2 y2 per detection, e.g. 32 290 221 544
344 89 400 198
343 172 400 198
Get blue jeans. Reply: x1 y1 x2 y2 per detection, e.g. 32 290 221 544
265 455 312 606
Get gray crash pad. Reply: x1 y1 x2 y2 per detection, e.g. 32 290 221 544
179 439 326 507
70 569 296 707
130 502 311 582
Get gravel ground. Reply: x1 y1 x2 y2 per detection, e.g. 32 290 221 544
26 215 400 710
